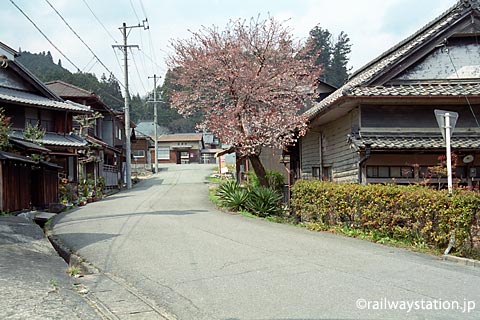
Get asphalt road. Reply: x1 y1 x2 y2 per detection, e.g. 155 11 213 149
53 164 480 320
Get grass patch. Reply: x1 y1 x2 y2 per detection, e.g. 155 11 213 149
66 265 82 277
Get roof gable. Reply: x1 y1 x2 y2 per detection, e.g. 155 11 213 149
306 0 480 120
393 40 480 81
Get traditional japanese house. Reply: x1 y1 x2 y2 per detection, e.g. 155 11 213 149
0 42 89 211
299 0 480 187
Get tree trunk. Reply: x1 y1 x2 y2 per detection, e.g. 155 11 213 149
249 154 268 187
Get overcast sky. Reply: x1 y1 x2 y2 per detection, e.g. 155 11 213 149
2 0 456 99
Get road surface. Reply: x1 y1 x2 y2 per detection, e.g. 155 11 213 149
53 164 480 319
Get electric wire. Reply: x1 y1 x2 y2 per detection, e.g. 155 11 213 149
43 0 126 90
82 56 96 72
444 44 480 129
129 0 141 23
81 0 118 44
9 0 81 71
130 48 147 93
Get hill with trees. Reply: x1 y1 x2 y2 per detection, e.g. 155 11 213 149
16 51 199 132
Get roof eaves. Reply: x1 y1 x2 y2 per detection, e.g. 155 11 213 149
305 0 475 121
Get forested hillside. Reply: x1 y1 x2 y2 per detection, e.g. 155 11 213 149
16 51 199 132
17 51 124 109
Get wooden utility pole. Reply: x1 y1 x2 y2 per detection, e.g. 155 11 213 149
113 20 148 189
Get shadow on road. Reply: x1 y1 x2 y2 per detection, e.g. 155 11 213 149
55 232 119 251
60 210 209 224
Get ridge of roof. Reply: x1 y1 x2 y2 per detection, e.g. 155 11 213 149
305 0 479 120
45 80 94 97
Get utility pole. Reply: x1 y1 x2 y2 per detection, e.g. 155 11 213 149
112 20 148 189
147 74 161 174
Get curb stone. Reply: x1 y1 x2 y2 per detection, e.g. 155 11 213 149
443 254 480 267
46 216 176 320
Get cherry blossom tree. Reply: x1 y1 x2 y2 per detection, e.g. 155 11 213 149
168 16 320 186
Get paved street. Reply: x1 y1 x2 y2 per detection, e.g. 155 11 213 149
0 216 100 320
52 164 480 320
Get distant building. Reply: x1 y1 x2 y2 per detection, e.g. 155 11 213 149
151 133 204 164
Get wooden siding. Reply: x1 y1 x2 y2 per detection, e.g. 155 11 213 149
300 131 321 176
361 105 480 130
0 160 32 212
322 110 359 182
302 108 359 182
259 147 288 180
31 167 59 208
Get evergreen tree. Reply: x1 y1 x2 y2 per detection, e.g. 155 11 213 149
17 51 124 109
329 31 352 87
305 26 352 87
154 69 200 133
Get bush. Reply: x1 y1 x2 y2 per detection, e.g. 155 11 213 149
216 179 284 217
246 170 285 192
246 186 283 217
291 180 480 258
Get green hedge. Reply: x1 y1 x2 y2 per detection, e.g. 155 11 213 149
291 181 480 257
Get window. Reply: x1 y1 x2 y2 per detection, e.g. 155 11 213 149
132 150 145 158
158 146 170 160
367 166 414 178
312 167 321 179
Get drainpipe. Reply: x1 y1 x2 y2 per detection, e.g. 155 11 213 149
358 144 371 184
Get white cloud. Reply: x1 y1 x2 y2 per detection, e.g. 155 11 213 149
1 0 457 95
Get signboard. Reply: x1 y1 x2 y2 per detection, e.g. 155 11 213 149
434 109 458 141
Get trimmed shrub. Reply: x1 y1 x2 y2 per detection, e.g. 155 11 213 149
246 186 283 217
291 180 480 258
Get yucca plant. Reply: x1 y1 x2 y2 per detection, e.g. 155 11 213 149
216 180 240 199
216 180 249 211
246 186 283 217
222 188 250 211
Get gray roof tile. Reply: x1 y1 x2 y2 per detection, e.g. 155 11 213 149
0 87 90 112
306 0 480 119
11 131 87 147
351 133 480 150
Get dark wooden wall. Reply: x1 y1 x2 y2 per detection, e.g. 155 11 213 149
31 167 59 208
0 161 32 212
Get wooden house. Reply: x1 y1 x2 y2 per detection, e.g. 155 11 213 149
45 80 125 190
152 133 204 164
131 130 153 172
0 42 90 211
299 0 480 187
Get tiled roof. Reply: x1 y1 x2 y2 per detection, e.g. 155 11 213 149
0 150 35 163
10 131 87 148
0 87 90 112
9 137 51 153
306 0 480 119
157 133 203 142
350 133 480 150
352 82 480 97
45 80 94 98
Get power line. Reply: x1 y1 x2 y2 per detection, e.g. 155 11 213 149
9 0 81 71
81 0 118 44
138 0 148 18
129 0 141 23
43 0 126 90
130 48 147 93
444 45 480 129
138 48 164 73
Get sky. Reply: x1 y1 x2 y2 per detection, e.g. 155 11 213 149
1 0 456 99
